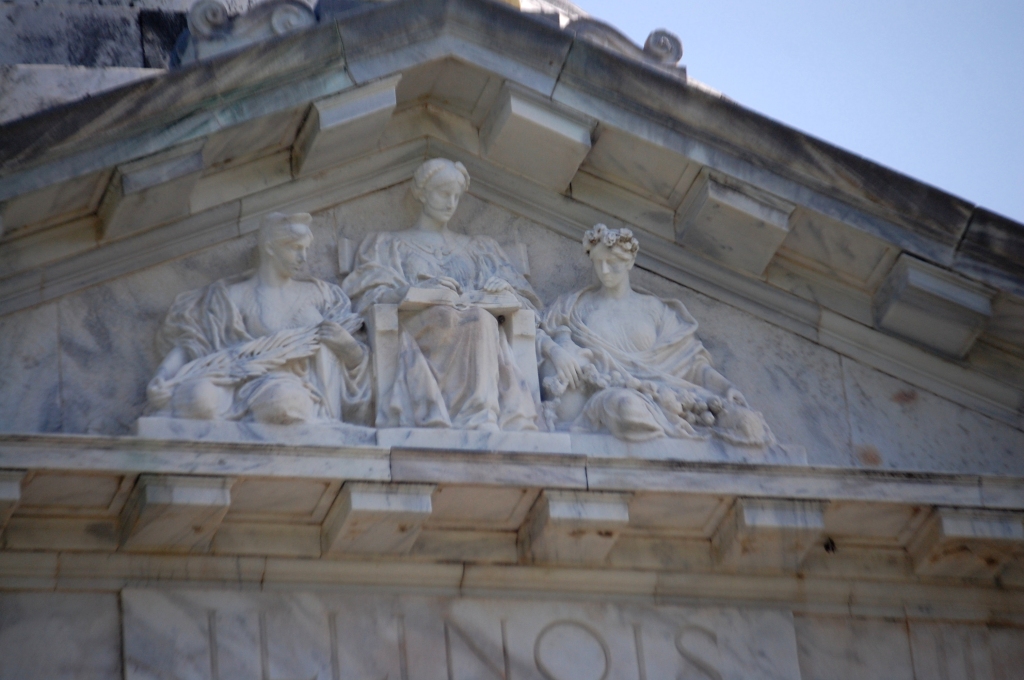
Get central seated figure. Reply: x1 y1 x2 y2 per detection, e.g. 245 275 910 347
343 159 542 431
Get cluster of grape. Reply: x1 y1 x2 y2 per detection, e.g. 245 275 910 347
657 390 723 427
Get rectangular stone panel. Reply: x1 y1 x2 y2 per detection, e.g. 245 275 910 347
793 614 915 680
0 592 122 680
122 589 804 680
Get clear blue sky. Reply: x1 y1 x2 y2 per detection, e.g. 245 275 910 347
582 0 1024 224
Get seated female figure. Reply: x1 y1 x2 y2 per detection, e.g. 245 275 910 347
343 158 541 431
538 224 773 445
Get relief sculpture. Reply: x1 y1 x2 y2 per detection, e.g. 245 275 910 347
146 212 373 425
538 224 773 445
342 158 542 432
143 159 773 449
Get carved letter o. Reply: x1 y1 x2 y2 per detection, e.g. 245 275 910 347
534 620 610 680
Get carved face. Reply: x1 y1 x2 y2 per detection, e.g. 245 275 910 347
265 231 313 279
419 177 464 225
589 242 635 289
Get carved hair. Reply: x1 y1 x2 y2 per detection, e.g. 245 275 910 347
258 212 313 250
583 223 640 256
411 158 470 202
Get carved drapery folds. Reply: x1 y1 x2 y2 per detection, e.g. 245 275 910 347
144 161 774 447
538 224 774 445
147 212 372 426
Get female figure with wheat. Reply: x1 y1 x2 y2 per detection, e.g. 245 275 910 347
146 212 373 425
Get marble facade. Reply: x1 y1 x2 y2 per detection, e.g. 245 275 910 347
1 0 1023 678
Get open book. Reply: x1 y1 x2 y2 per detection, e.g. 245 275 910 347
399 287 522 316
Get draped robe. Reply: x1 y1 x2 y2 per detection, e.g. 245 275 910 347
148 273 373 425
541 286 774 445
343 231 541 431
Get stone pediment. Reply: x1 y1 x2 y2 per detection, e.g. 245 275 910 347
0 0 1023 573
2 3 1024 674
0 0 1021 436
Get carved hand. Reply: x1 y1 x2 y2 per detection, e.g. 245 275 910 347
725 387 748 408
483 276 513 294
426 276 462 294
549 345 591 391
318 321 365 368
146 376 173 408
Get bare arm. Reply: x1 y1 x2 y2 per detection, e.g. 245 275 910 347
701 365 748 406
318 322 367 370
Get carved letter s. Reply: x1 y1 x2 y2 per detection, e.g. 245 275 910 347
675 625 723 680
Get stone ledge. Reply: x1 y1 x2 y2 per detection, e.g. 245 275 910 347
572 433 806 466
0 432 1021 510
0 551 1021 621
135 416 377 448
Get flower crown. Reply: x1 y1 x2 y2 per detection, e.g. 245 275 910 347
583 223 640 256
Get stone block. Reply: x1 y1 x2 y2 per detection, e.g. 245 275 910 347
366 303 401 427
0 471 23 533
119 474 232 553
712 498 826 573
907 508 1024 579
570 171 675 240
98 141 206 240
519 490 630 565
480 82 594 192
676 172 795 276
874 253 995 358
583 121 696 201
508 308 541 402
292 75 401 176
0 167 109 232
321 482 434 556
779 207 897 286
794 615 916 680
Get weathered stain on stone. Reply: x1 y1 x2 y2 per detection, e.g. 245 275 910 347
892 390 918 405
0 5 142 68
855 444 883 467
